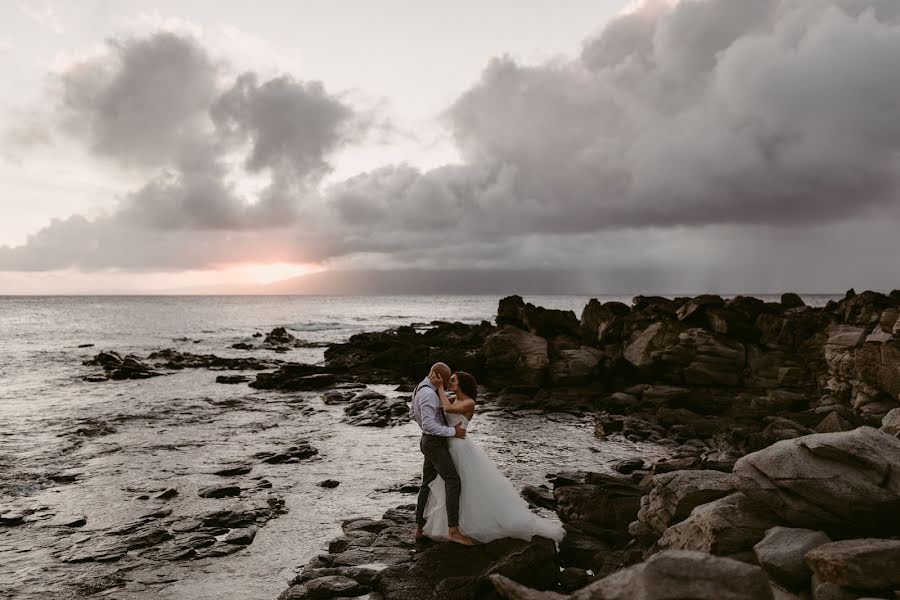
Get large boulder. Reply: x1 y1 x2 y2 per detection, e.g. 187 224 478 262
581 300 631 345
834 290 895 327
705 307 761 343
280 504 559 600
377 536 559 600
679 329 747 386
491 550 774 600
780 293 805 309
497 295 581 338
484 326 550 386
851 340 900 418
623 322 685 372
882 407 900 437
635 470 736 536
622 324 746 386
655 493 779 557
676 295 725 326
743 347 808 390
250 368 337 391
804 538 900 591
550 347 604 385
753 527 831 590
82 351 162 381
554 474 644 531
323 321 493 382
732 427 900 537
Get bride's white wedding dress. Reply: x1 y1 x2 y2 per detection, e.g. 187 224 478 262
422 412 565 543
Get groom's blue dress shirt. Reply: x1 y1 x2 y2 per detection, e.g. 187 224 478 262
410 377 455 437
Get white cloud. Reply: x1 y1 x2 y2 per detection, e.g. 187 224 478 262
18 2 64 35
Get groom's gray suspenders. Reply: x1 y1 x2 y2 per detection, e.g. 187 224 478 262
413 381 448 436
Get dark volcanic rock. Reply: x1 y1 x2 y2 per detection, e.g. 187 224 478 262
484 326 550 386
250 365 338 391
324 321 495 382
553 472 644 532
343 393 409 427
521 485 556 510
497 295 581 339
319 480 340 489
732 427 900 537
753 526 830 590
223 526 258 545
375 478 421 495
254 442 318 464
83 351 161 381
491 550 774 600
581 299 631 345
216 374 250 384
279 503 560 600
804 538 900 590
148 349 276 371
634 470 735 537
655 492 780 557
153 488 178 500
198 484 242 498
212 465 253 477
780 293 805 308
380 537 559 600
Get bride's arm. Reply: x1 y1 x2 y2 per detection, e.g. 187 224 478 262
430 371 474 414
434 379 454 411
442 397 475 414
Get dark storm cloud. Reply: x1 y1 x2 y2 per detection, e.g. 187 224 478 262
328 0 900 243
46 31 360 233
58 32 219 167
4 0 900 281
436 0 900 230
212 73 357 179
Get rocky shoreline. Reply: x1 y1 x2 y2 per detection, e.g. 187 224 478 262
265 290 900 600
55 290 900 598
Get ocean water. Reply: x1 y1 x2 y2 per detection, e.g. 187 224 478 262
0 294 839 599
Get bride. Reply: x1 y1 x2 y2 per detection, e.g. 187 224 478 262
420 370 565 544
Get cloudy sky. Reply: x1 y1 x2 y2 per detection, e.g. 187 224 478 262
2 0 900 294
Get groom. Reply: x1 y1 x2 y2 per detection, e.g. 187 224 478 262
410 362 475 545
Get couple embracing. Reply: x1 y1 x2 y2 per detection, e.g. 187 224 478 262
410 362 565 545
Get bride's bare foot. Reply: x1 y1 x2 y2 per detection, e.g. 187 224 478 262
447 528 476 546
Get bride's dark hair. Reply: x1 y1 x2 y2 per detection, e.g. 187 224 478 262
455 371 478 400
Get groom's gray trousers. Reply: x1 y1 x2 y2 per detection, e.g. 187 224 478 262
416 434 461 528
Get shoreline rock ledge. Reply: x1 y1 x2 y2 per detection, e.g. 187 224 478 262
277 425 900 600
277 505 558 600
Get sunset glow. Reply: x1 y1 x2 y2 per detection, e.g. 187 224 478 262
222 262 323 285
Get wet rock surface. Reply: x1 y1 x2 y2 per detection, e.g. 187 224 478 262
732 427 900 537
804 538 900 591
278 504 560 600
84 349 283 381
83 351 162 381
492 550 775 600
17 292 900 599
753 527 831 590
